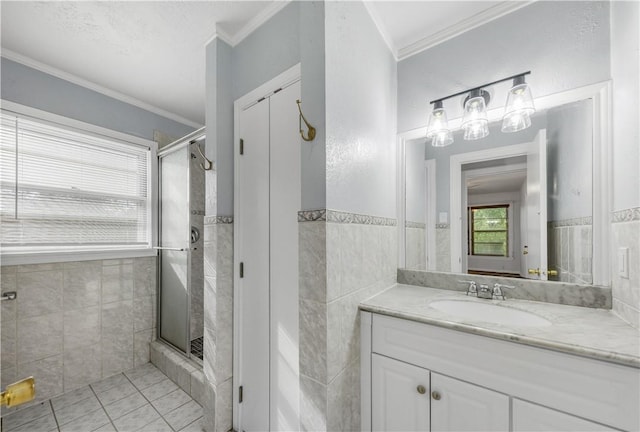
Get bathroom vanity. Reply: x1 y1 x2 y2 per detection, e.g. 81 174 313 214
360 285 640 432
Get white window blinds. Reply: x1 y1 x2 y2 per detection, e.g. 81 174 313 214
0 111 151 253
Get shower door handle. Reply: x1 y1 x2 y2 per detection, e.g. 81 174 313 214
153 246 190 252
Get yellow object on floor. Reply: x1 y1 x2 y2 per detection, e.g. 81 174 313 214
0 377 35 408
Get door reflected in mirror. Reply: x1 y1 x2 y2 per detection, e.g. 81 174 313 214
404 98 593 284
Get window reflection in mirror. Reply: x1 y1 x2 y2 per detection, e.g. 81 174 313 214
404 98 593 284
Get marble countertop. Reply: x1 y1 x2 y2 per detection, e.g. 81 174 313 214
360 284 640 368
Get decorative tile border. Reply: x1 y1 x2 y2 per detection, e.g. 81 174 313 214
298 209 397 226
406 221 426 229
298 209 326 222
548 216 593 228
436 223 449 229
204 215 234 224
612 207 640 223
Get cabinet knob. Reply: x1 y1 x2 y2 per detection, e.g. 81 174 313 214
416 385 426 394
431 391 441 400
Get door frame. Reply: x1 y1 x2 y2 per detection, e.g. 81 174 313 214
396 81 611 286
232 63 301 430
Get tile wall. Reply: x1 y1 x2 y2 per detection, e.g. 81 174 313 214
0 256 156 414
435 225 451 272
190 153 206 342
548 218 593 284
298 210 397 431
612 207 640 329
201 216 234 432
405 222 425 271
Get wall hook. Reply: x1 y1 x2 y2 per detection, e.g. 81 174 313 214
296 99 316 142
192 141 213 171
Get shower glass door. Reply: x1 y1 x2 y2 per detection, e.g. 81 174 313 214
158 145 190 353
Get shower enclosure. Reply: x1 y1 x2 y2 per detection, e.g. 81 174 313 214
157 127 206 361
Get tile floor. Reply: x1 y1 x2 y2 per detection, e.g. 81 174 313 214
1 363 203 432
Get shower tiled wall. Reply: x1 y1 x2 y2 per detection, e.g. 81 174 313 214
0 256 156 414
298 210 397 431
202 216 234 432
612 207 640 329
190 152 206 342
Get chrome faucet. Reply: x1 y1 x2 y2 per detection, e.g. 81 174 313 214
459 280 478 297
477 284 493 299
492 283 515 300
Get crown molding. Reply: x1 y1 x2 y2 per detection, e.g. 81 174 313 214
205 1 292 48
205 27 234 47
363 1 399 61
397 1 535 61
231 1 292 46
1 49 203 128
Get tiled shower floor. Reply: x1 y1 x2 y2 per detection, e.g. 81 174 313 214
1 363 203 432
190 337 203 361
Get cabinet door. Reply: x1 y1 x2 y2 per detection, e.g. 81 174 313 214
431 373 509 432
513 399 617 431
371 354 430 432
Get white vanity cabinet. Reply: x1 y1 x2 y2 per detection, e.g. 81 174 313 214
361 312 640 432
371 354 509 432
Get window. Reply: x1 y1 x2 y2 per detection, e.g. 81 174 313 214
469 205 509 257
1 110 154 261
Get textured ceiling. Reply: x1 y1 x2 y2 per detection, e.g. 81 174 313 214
1 1 278 126
1 1 525 128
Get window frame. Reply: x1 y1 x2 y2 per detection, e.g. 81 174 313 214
0 100 158 266
468 204 510 258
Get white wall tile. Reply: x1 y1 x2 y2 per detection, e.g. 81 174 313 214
101 264 134 304
16 270 63 319
17 313 63 363
63 262 101 311
64 306 101 350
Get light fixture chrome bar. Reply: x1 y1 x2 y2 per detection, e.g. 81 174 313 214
429 71 531 105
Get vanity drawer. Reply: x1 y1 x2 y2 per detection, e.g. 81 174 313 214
371 314 640 431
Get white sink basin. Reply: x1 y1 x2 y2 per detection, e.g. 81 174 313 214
429 300 552 327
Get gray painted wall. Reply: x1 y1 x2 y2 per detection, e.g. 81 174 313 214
325 1 397 218
611 1 640 211
1 57 195 141
397 1 610 133
416 115 545 216
206 1 326 215
547 99 593 221
405 139 426 223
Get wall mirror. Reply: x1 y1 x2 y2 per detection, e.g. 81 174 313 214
398 82 610 286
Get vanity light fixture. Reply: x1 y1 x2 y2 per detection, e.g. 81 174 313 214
426 100 453 147
462 89 490 140
502 75 535 133
427 71 534 147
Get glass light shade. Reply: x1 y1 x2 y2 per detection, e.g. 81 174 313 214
431 130 453 147
426 105 450 138
502 82 535 133
462 93 489 140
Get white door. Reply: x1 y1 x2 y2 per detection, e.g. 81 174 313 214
268 81 301 432
236 98 271 431
371 354 430 432
524 130 548 280
513 399 617 431
431 373 509 432
234 66 301 432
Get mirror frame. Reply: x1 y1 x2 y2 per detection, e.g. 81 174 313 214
397 81 611 286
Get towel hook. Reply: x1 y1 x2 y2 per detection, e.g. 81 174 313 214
191 141 213 171
296 99 316 142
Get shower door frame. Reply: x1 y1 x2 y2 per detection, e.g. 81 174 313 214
156 127 205 358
